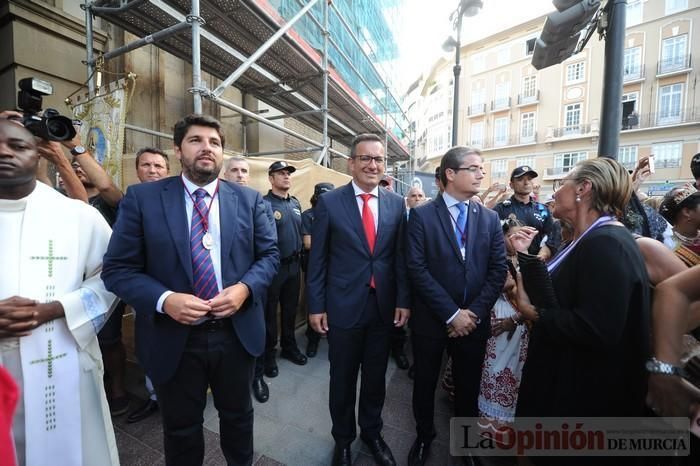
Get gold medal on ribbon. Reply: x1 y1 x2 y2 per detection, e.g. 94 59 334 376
202 231 214 250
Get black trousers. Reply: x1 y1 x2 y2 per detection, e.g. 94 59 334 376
391 325 407 353
411 331 487 442
154 320 255 466
264 260 301 353
327 292 392 446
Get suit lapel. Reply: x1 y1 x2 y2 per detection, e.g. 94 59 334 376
340 183 372 255
436 194 465 263
219 181 238 273
465 201 480 263
161 177 193 285
374 188 390 254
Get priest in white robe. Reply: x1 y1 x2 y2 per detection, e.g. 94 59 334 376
0 119 119 466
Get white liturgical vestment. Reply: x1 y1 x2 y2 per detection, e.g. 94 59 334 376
0 182 119 466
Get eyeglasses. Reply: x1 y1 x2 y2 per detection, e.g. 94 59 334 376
450 166 484 174
352 155 385 165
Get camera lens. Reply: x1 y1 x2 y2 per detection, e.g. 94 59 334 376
45 116 76 141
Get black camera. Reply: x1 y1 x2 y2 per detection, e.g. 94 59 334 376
17 77 76 142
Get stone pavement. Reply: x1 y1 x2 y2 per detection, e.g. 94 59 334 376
114 326 466 466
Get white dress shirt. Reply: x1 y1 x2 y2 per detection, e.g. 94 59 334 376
156 175 223 312
352 181 379 232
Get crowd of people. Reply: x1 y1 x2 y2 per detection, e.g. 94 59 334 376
0 109 699 466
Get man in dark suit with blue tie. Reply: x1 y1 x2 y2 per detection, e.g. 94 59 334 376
307 133 411 466
102 114 279 466
405 146 507 465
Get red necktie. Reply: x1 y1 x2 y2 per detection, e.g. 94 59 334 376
359 193 376 288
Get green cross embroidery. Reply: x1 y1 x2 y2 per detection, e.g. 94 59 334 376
30 240 67 278
30 340 67 379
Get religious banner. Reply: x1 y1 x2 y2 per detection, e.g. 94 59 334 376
69 76 134 189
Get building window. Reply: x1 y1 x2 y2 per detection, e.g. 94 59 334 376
564 103 582 133
520 112 536 143
494 82 510 109
521 75 538 103
525 38 536 56
622 92 639 129
652 141 682 168
470 122 484 147
497 47 510 66
658 83 683 124
623 47 642 80
472 53 486 74
665 0 688 15
494 117 509 146
618 146 639 169
516 156 535 169
491 159 508 179
566 61 585 84
554 152 587 175
427 126 450 155
660 34 688 73
627 0 643 26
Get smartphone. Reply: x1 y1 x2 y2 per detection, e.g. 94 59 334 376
648 155 655 174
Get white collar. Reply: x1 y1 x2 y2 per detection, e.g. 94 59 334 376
351 181 379 198
181 174 219 197
442 191 469 209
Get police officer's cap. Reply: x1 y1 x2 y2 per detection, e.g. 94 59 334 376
510 165 538 180
268 160 297 175
314 182 335 196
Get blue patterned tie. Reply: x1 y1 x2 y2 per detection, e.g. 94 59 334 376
455 202 467 248
190 189 218 300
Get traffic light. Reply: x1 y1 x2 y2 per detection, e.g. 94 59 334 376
531 0 601 70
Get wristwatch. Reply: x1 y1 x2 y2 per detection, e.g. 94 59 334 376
70 145 87 156
645 357 687 378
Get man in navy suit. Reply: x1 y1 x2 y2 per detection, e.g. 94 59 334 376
406 146 507 465
102 114 279 466
307 134 410 466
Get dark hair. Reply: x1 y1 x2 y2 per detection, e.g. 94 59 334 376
173 114 225 149
350 133 383 157
691 153 700 178
439 146 482 187
659 188 700 224
135 147 169 170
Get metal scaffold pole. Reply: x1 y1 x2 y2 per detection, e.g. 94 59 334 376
190 0 203 113
320 0 330 166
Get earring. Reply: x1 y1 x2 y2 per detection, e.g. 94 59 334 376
575 195 581 203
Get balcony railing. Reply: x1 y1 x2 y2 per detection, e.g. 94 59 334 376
551 124 592 138
544 166 576 178
657 54 692 75
517 91 540 105
481 132 537 149
623 66 645 82
491 97 511 111
467 103 486 116
621 107 700 130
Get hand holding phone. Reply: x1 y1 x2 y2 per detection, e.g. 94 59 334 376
648 155 655 174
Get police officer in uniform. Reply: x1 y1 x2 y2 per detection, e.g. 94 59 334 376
301 182 335 357
493 165 559 260
259 161 307 391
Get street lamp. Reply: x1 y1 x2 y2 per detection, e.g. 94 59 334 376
444 0 483 146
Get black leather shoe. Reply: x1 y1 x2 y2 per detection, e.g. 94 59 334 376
264 354 278 378
331 445 352 466
306 340 319 358
252 377 269 403
281 348 308 366
362 436 396 466
407 439 431 466
126 399 158 423
392 350 409 370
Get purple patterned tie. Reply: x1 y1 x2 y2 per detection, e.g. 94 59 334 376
190 188 218 300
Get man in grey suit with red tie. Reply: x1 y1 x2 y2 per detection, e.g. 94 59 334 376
307 133 411 466
406 146 507 465
102 114 279 466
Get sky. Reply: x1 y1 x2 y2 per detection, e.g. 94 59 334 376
394 0 558 92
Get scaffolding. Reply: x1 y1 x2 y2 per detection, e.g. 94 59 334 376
83 0 413 169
